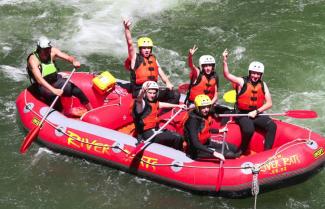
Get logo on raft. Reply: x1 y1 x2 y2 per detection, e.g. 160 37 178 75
313 148 324 159
32 117 41 126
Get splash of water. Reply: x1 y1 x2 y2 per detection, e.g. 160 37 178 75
55 0 179 57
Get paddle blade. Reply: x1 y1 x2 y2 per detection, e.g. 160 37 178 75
128 142 145 158
285 110 318 119
20 126 40 153
223 90 236 103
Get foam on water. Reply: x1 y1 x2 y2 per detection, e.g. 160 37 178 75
0 65 26 82
53 0 178 58
277 90 325 133
0 0 32 6
154 46 187 85
0 98 16 121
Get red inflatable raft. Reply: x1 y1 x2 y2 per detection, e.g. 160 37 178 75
16 72 325 197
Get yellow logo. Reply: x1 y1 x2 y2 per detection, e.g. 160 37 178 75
32 117 41 126
314 148 324 159
260 154 301 174
66 130 158 171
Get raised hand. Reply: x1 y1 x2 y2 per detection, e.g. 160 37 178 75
222 49 228 61
189 45 198 56
123 19 132 30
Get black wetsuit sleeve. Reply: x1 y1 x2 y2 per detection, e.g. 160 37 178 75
186 116 214 154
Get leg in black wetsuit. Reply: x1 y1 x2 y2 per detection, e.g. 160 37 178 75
141 129 183 150
236 115 277 153
195 140 239 159
39 74 89 111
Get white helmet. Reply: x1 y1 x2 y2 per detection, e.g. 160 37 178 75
142 81 159 91
248 61 264 74
199 55 215 68
37 36 51 49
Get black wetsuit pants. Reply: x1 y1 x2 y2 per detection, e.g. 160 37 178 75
140 129 183 150
191 140 238 159
39 74 89 111
236 115 277 153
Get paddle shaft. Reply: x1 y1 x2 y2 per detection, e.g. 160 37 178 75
218 110 318 119
128 108 184 157
143 108 183 143
218 113 285 117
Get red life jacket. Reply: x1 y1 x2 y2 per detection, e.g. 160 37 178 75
188 73 217 102
131 54 159 85
132 99 159 133
236 77 265 111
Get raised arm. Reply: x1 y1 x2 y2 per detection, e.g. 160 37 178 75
188 45 200 80
222 49 243 87
211 85 218 105
135 88 146 113
157 62 174 90
123 19 136 69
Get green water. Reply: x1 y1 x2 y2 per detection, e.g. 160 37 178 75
0 0 324 208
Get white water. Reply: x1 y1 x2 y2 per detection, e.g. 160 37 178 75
0 65 26 82
51 0 179 58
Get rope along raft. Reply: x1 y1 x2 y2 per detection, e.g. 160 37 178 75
25 102 314 209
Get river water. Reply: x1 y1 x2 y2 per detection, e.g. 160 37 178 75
0 0 324 208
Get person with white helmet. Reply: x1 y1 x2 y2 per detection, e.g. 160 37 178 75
123 19 180 105
27 36 92 113
182 94 239 160
132 81 186 150
222 49 277 154
186 45 219 106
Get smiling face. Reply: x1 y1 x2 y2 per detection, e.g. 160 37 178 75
249 71 263 83
139 47 152 58
145 89 158 102
202 64 214 75
198 105 211 117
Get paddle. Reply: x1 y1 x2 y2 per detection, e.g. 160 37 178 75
128 108 184 157
218 110 317 119
20 68 77 153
